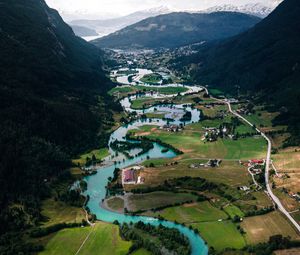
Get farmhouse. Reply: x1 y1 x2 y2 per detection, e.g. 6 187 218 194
122 165 143 185
123 169 135 184
249 159 264 164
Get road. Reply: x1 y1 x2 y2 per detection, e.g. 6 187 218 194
201 86 300 233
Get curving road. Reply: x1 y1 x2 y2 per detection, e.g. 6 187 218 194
201 86 300 233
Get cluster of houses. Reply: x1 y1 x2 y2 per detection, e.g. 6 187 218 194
203 126 235 142
248 159 265 175
190 159 222 169
161 124 183 132
122 165 145 185
288 192 300 202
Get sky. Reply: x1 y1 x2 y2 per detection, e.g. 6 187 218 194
46 0 282 20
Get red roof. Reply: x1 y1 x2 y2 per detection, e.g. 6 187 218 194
250 159 264 164
124 170 135 182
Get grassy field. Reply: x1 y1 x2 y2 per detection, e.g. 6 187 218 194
40 222 132 255
145 201 245 251
145 112 165 119
137 160 251 189
241 211 300 244
130 124 267 160
140 73 162 84
128 191 197 211
223 205 245 218
73 148 110 166
192 221 246 251
109 85 188 98
273 147 300 193
148 201 228 223
234 191 273 212
107 197 124 212
41 199 85 227
131 249 152 255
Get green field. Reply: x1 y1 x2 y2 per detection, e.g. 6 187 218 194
109 85 188 98
128 191 197 212
131 248 152 255
132 125 267 160
241 211 299 244
149 201 228 223
73 148 110 166
140 73 162 84
107 197 124 212
41 199 85 227
40 222 132 255
223 205 245 219
138 160 251 188
192 220 246 251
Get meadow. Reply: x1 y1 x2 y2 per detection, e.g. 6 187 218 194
40 222 132 255
241 211 299 244
128 191 197 211
72 148 110 166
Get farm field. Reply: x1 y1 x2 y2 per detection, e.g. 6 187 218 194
128 191 197 212
73 148 110 166
40 222 132 255
109 85 188 98
130 124 267 160
191 220 246 251
147 201 228 223
41 199 85 227
223 205 245 218
241 211 300 244
140 73 163 84
137 160 251 188
107 197 124 212
146 201 247 251
273 147 300 193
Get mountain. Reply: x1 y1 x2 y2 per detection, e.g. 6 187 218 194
0 0 118 250
71 25 98 37
172 0 300 144
69 6 171 38
92 12 261 49
202 3 275 18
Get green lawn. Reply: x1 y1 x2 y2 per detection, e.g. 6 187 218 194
128 191 197 212
73 148 110 166
40 222 132 255
223 205 245 219
149 201 228 223
192 221 246 251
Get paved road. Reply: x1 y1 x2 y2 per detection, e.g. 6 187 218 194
200 86 300 233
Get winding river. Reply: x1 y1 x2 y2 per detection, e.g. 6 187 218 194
84 69 209 255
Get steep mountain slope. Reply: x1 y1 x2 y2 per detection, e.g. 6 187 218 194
92 12 261 49
70 6 171 38
0 0 118 247
173 0 300 144
71 25 98 37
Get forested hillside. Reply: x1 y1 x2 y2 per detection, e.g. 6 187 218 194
172 0 300 144
93 12 261 49
0 0 119 251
